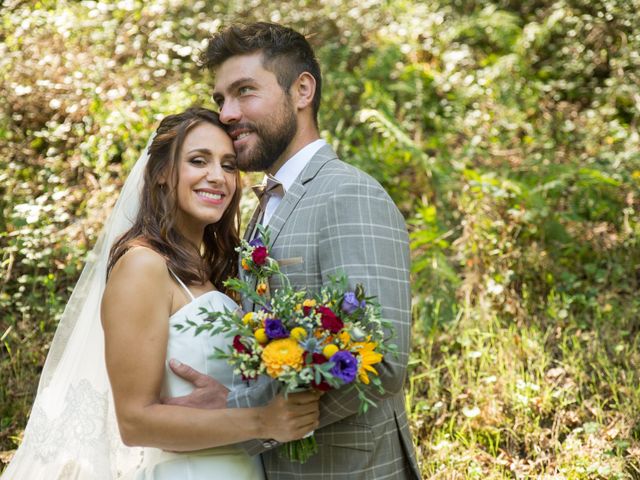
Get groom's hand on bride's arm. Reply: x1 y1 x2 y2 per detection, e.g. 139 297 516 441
161 359 229 409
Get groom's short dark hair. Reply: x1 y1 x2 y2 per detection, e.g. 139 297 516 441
201 22 322 123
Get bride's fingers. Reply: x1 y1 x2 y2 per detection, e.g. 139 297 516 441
285 390 323 405
292 416 320 437
289 406 320 427
295 402 320 417
297 411 319 428
282 401 319 419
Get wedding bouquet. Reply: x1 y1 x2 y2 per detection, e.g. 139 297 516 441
179 226 397 462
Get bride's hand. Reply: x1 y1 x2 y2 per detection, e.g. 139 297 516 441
259 391 321 442
161 359 229 409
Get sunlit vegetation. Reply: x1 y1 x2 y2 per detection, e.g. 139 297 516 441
1 0 639 477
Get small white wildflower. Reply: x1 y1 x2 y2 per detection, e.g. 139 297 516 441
462 406 480 418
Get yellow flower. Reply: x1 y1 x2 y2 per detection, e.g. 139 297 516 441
256 283 268 295
254 328 268 345
322 344 339 359
338 330 351 347
242 312 255 325
294 303 302 312
290 327 307 341
352 342 382 384
241 258 250 271
302 299 316 308
261 338 304 378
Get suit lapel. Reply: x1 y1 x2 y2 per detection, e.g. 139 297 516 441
266 144 338 248
239 144 337 311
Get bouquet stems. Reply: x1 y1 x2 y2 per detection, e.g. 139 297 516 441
279 433 318 463
278 386 318 463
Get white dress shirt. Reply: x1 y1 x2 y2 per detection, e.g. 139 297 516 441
262 139 327 225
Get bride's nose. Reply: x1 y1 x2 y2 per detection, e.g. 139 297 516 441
205 162 225 184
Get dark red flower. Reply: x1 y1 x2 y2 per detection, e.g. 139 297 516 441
312 379 332 392
304 352 332 391
233 335 249 354
303 305 314 316
251 246 268 266
305 352 328 365
317 306 344 333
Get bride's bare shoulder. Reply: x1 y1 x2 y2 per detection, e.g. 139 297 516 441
108 243 169 286
102 243 172 323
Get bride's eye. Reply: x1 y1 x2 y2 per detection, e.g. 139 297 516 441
222 161 237 172
189 156 206 166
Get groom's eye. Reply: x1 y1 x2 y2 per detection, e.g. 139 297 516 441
212 94 223 108
238 86 252 95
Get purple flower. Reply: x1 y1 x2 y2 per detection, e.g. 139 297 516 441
341 292 360 314
249 237 265 247
329 350 358 384
265 318 289 339
260 302 272 313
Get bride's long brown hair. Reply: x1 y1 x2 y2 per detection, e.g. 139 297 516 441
107 107 241 291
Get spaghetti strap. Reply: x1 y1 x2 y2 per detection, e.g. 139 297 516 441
168 268 195 301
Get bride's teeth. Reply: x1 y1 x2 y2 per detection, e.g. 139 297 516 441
198 191 222 200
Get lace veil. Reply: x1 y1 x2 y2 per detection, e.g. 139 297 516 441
2 138 154 479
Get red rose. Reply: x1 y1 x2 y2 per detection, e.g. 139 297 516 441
317 306 344 333
233 335 249 354
303 306 314 316
251 246 268 266
305 351 328 365
304 352 332 391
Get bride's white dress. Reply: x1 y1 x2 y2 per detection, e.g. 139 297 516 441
130 274 264 480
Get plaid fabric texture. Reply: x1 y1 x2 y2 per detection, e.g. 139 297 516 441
229 145 421 479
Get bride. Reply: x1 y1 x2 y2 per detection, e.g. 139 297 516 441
2 107 320 479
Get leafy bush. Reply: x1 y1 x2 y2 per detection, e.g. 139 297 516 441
1 0 639 476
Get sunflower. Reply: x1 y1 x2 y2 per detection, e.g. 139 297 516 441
352 341 382 384
261 338 304 378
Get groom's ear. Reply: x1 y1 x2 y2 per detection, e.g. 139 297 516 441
292 72 316 111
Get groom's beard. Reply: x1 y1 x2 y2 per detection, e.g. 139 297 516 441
234 100 297 172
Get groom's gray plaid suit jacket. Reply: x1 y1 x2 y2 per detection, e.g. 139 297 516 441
230 145 421 479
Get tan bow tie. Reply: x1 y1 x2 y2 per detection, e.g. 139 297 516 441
251 174 285 210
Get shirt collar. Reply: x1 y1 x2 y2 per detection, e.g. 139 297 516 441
270 139 327 192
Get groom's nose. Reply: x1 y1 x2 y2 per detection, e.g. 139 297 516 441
219 99 241 125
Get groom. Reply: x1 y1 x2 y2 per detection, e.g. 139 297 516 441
170 22 420 479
